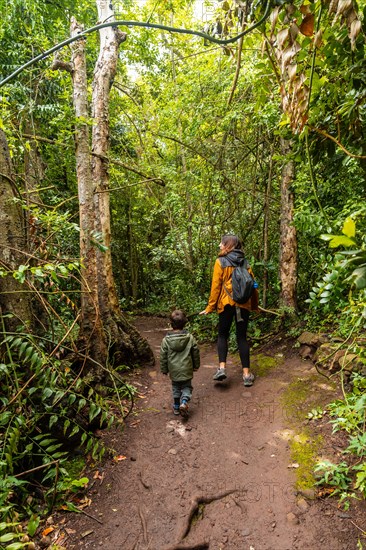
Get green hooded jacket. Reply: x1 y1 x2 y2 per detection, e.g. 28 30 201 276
160 330 200 382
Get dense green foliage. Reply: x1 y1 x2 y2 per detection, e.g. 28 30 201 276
0 0 365 543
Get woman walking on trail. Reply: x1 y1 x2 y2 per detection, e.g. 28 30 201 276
200 234 259 386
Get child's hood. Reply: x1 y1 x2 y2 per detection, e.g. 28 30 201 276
165 331 192 352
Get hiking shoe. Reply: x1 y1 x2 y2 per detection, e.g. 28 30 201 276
179 400 189 418
213 367 227 381
173 406 180 416
243 373 255 387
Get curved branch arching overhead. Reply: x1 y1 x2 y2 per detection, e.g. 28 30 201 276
0 1 273 87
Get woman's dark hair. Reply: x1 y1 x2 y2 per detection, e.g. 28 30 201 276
219 234 242 256
170 309 188 330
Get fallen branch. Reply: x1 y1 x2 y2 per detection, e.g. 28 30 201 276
14 460 59 478
78 508 103 525
258 306 283 317
350 519 366 535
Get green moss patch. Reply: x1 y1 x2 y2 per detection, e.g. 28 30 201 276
281 375 337 426
251 353 281 377
280 375 336 490
290 431 323 490
65 455 85 479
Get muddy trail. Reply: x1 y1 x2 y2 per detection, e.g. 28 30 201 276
61 316 364 550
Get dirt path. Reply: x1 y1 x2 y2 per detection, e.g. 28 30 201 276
64 317 363 550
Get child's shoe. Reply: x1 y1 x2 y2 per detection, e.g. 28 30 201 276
179 399 189 418
243 373 255 387
173 399 180 415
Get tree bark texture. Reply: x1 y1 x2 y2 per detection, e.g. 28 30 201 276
70 17 108 369
279 138 298 309
0 129 32 332
64 7 153 374
262 147 274 309
92 0 126 320
89 0 153 367
24 127 43 204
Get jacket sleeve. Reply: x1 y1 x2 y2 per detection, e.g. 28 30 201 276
191 337 200 371
160 338 169 374
205 259 224 313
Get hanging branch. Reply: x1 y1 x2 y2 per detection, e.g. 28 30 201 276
91 152 165 186
306 3 323 114
0 0 272 87
305 131 328 220
308 125 366 159
227 24 245 107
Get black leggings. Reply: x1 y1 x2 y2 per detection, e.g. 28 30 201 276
218 305 250 369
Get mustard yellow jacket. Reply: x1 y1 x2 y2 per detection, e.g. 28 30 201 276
204 257 259 314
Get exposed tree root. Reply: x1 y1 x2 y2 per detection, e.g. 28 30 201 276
175 488 237 544
138 470 151 489
138 506 148 545
163 542 209 550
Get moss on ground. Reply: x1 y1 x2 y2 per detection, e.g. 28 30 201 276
280 375 333 490
290 431 323 490
251 353 280 377
65 455 85 479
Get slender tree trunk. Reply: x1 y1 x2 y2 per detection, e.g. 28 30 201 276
89 0 153 368
24 127 43 208
24 132 42 254
0 130 32 332
91 0 126 319
70 17 108 369
262 146 274 308
170 15 194 271
127 201 138 302
279 138 298 309
51 10 154 376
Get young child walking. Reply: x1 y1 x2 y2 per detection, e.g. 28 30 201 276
160 310 200 418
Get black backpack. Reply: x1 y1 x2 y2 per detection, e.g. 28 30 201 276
223 258 255 304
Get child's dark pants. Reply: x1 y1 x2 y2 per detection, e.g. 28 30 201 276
172 379 193 405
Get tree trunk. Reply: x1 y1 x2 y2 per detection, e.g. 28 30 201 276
70 17 108 369
24 128 43 205
279 138 298 309
90 0 153 369
0 130 32 332
262 147 274 308
91 0 125 320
